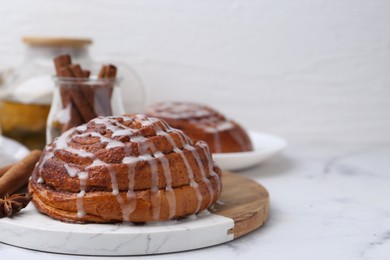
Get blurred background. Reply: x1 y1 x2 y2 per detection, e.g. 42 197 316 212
0 0 389 145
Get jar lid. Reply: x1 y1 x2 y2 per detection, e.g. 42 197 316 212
22 36 92 47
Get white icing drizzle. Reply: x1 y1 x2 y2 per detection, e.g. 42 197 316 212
122 156 141 164
108 165 119 196
122 163 137 221
55 128 95 158
198 141 221 197
112 128 134 137
37 114 217 221
92 117 128 133
63 163 91 216
184 143 215 208
76 124 88 132
175 129 191 145
37 146 54 184
76 171 88 218
147 102 215 120
154 149 176 219
64 164 78 177
94 116 150 220
76 190 86 218
135 135 161 220
161 129 203 212
120 145 141 221
75 132 124 149
86 159 106 168
148 102 252 152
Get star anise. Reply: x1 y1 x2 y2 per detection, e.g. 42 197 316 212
0 193 31 218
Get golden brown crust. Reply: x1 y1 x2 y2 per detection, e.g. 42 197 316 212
145 102 253 153
39 145 217 193
29 173 221 223
28 114 222 223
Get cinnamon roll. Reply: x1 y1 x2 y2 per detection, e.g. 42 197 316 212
146 102 253 153
28 114 222 223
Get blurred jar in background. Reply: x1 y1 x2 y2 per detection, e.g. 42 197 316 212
0 36 93 149
47 77 125 143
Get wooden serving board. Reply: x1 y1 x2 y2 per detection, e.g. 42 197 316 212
213 172 270 238
0 172 269 255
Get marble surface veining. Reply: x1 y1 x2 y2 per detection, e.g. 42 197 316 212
1 144 389 259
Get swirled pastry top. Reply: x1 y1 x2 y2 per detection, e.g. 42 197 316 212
146 102 253 153
29 114 222 223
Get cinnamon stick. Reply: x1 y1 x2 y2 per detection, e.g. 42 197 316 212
96 64 117 115
105 65 117 78
98 65 107 79
54 56 88 132
68 64 84 78
58 66 74 77
67 65 99 121
98 64 117 79
0 150 42 198
57 66 85 131
68 64 100 116
60 96 84 133
82 70 90 78
52 55 118 133
54 55 72 75
59 66 97 123
0 163 15 178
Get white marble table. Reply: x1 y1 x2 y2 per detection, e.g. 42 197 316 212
1 144 389 259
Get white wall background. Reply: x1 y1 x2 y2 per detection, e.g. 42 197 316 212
0 0 389 144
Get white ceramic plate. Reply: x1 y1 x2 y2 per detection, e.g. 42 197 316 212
0 136 30 167
212 131 287 171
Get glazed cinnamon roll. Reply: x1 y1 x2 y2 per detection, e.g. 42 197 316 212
29 114 222 223
146 102 253 153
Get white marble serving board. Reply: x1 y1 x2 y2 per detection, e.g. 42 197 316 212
0 204 234 256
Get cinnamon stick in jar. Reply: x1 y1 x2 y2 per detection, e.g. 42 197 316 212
69 64 109 117
82 70 91 78
52 54 119 134
57 63 99 131
0 150 42 198
60 65 97 122
55 59 86 132
96 64 117 115
54 54 72 75
98 64 117 79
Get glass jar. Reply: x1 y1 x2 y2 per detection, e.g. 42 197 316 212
0 36 93 150
47 77 125 143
